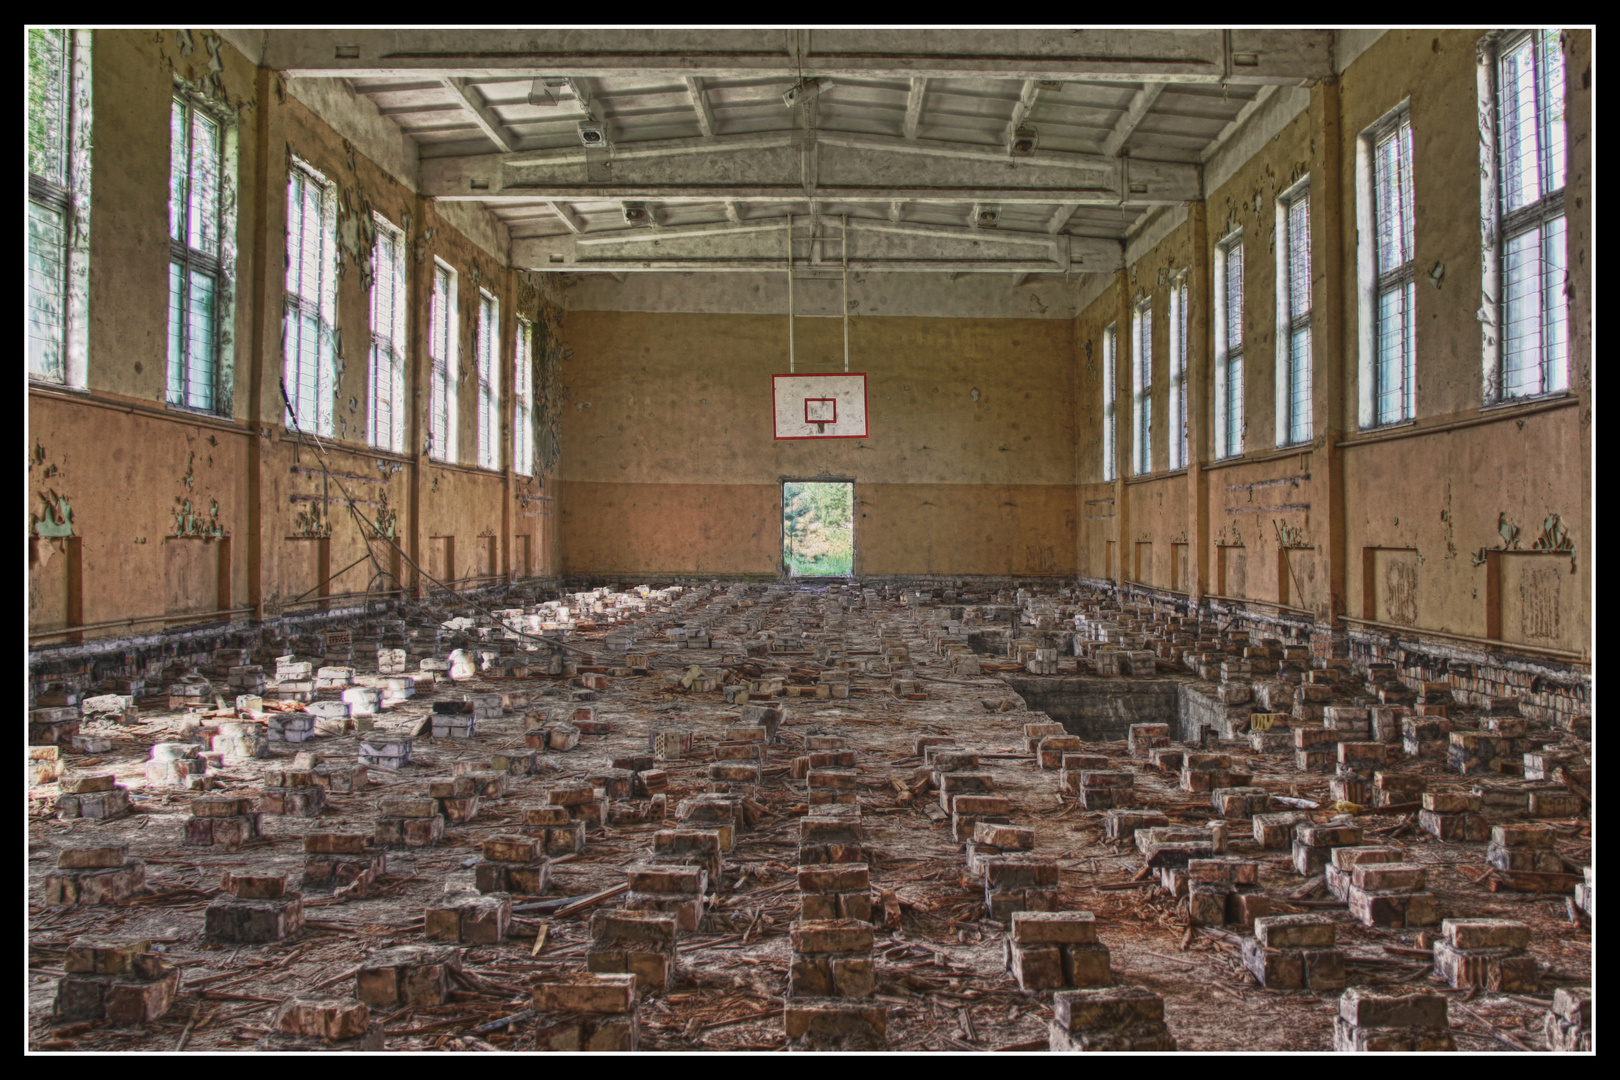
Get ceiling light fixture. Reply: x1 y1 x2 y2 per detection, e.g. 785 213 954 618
577 120 610 147
1009 126 1038 157
783 78 831 108
527 77 567 106
622 202 651 226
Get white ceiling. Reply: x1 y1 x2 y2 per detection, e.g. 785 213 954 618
260 29 1333 275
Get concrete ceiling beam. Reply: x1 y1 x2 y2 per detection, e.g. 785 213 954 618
546 200 585 233
684 75 716 137
1100 82 1167 158
903 77 927 138
420 132 1200 205
265 28 1333 84
512 216 1123 273
440 76 513 153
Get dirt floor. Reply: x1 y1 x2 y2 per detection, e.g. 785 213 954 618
26 583 1593 1053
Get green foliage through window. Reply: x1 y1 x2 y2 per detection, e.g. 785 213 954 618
784 482 854 577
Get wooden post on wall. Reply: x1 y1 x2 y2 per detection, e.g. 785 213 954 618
1187 199 1212 608
1313 78 1350 638
1113 268 1130 590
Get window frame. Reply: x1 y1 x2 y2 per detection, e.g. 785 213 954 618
428 259 460 463
1167 272 1188 471
1213 230 1245 460
1275 178 1313 447
1101 323 1117 483
1131 295 1153 476
476 288 501 471
282 157 339 437
1479 28 1569 406
26 28 92 390
1356 103 1416 429
166 88 238 416
513 316 536 477
369 213 408 453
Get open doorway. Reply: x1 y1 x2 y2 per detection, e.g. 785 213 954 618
783 481 854 577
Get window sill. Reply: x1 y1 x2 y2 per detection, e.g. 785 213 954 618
1358 418 1417 435
1480 390 1571 413
28 377 87 393
426 458 508 480
1124 468 1188 485
167 402 231 421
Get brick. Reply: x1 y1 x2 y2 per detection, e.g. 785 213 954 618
797 864 870 893
973 822 1036 849
1349 862 1425 892
59 774 116 794
378 796 438 819
1330 845 1403 871
1011 911 1097 945
273 997 372 1041
64 938 152 975
191 796 252 818
304 833 370 855
1254 915 1336 949
483 835 542 863
533 973 637 1015
1052 985 1164 1031
204 894 305 943
1338 986 1449 1030
783 1001 887 1045
1441 918 1531 951
223 873 287 899
1296 824 1363 848
591 910 678 947
790 919 874 954
56 845 127 870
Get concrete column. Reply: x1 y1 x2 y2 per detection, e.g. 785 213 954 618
501 267 515 583
408 195 429 599
1187 200 1212 608
1312 78 1349 633
246 64 276 621
1565 30 1592 661
1113 268 1130 589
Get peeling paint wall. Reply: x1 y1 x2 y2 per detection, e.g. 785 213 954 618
1071 27 1590 659
557 310 1077 576
27 30 564 641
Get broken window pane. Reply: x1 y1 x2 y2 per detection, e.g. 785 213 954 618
27 28 69 187
478 292 500 471
27 201 67 382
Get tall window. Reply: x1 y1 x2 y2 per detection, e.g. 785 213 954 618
1214 234 1245 459
1168 274 1188 470
27 28 89 386
168 96 226 412
284 161 337 435
476 290 501 471
369 215 407 453
1358 109 1416 427
1486 29 1568 401
1101 324 1117 482
513 317 536 477
1131 297 1152 476
1277 184 1313 445
429 261 459 462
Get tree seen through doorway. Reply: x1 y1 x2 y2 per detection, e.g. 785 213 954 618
783 482 853 577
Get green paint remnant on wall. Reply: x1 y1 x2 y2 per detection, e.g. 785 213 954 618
33 490 74 538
